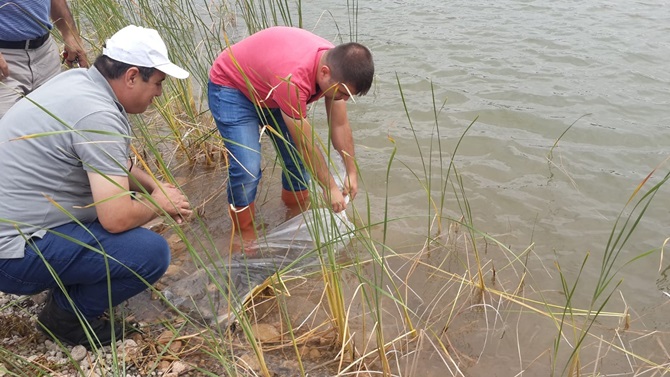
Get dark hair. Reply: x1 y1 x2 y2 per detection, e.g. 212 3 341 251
325 42 374 96
93 54 156 82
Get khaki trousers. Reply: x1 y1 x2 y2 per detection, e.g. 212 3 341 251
0 37 61 118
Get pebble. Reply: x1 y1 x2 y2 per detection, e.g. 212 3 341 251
165 264 181 277
117 338 141 362
168 340 182 353
308 348 321 360
45 339 58 351
0 289 200 376
159 360 172 372
171 361 190 374
157 329 175 344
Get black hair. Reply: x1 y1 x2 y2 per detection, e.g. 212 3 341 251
325 42 374 96
93 54 156 82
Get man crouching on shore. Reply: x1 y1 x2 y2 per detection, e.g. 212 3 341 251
0 25 192 348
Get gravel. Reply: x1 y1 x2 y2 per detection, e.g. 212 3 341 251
0 291 192 377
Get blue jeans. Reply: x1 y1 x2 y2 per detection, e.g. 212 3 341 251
208 81 310 207
0 221 170 318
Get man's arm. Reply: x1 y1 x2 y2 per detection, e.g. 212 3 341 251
88 171 191 233
325 98 358 201
127 160 157 193
126 163 191 223
50 0 89 67
280 111 347 213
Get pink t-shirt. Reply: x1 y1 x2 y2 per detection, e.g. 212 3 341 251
210 26 333 119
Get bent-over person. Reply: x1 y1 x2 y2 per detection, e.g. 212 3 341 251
208 26 374 245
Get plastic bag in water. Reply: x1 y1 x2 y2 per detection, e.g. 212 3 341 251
163 152 353 325
162 207 354 326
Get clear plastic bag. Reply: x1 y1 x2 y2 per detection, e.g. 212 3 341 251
162 153 354 325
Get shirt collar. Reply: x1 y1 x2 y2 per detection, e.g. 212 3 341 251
87 66 127 115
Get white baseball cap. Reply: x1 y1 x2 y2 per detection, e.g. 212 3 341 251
102 25 189 79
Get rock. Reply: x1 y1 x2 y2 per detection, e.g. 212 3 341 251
308 348 321 360
120 339 138 349
158 360 171 372
167 234 181 244
71 345 88 362
251 323 281 342
171 361 190 374
164 264 181 278
239 353 260 371
157 330 175 344
117 339 140 362
44 339 58 351
168 340 182 353
154 282 167 291
131 332 144 343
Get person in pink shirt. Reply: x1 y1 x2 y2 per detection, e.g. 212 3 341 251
208 26 374 245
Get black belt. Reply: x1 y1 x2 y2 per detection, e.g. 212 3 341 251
0 33 50 50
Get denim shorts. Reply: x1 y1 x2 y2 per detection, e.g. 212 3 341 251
207 81 310 207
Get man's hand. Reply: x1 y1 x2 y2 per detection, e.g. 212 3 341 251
51 0 89 68
90 172 191 233
0 53 8 80
342 173 358 202
327 185 347 213
61 38 89 68
151 183 192 224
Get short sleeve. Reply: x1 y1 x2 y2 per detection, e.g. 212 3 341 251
70 110 131 176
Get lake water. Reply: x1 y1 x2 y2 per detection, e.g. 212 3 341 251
161 1 670 374
283 0 670 305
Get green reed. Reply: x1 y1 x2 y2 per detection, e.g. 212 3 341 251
546 130 670 376
0 1 666 376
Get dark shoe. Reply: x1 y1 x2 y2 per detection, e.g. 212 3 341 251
36 291 131 348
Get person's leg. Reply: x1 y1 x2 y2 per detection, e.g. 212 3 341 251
29 38 62 89
208 82 263 207
0 220 169 346
0 221 169 318
266 108 311 214
208 82 264 244
267 108 310 192
0 38 61 118
0 48 30 118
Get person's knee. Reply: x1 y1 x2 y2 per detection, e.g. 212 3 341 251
144 234 170 284
228 174 261 207
126 229 170 284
